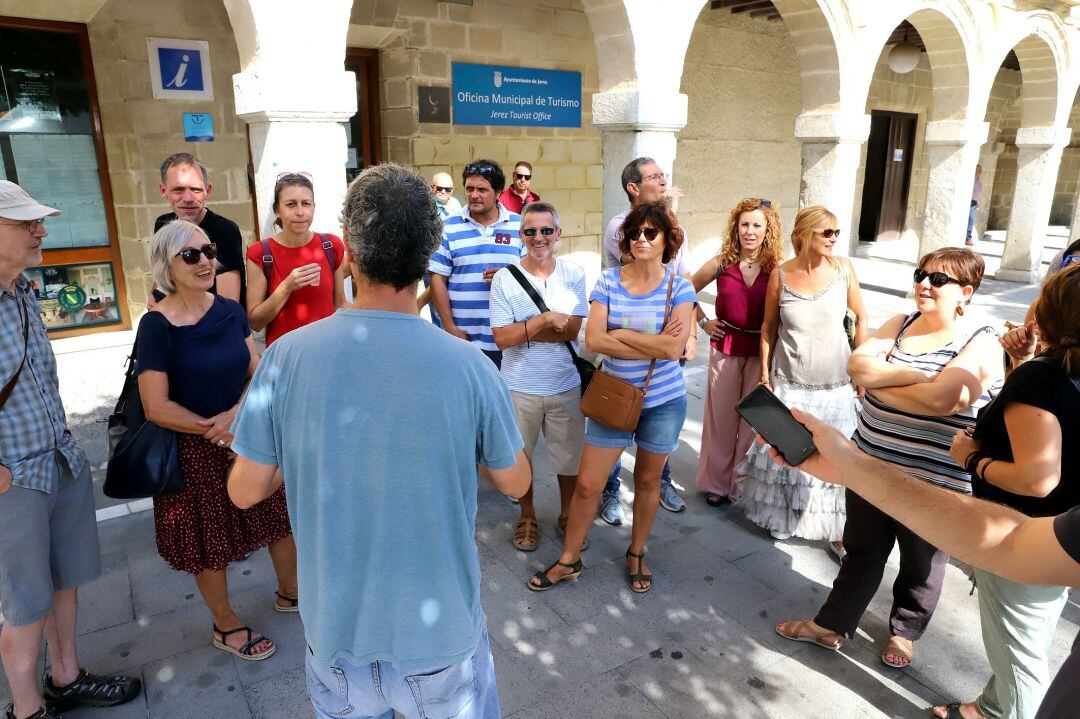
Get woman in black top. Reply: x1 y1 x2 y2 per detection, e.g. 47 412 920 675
137 220 298 663
937 264 1080 719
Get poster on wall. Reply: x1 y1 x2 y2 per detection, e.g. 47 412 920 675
0 67 64 133
146 38 213 101
452 63 581 128
23 261 120 331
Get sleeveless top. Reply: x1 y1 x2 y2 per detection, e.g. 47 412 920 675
771 265 851 390
853 313 1000 495
713 262 770 357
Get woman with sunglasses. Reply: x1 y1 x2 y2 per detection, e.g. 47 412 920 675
691 198 784 506
933 265 1080 719
776 247 1003 670
136 220 298 662
736 206 866 552
527 201 695 594
246 173 346 345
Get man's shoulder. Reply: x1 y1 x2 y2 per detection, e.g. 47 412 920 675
154 212 177 231
201 209 241 238
556 258 586 283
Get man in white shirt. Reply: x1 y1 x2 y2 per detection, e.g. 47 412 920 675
490 202 589 552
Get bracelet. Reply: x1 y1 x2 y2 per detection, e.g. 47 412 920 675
963 450 981 473
698 316 708 330
965 450 985 477
978 457 997 482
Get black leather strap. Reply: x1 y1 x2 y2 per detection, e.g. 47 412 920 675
506 264 583 363
0 289 30 411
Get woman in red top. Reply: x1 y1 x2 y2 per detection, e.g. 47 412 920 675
245 173 346 345
690 198 785 505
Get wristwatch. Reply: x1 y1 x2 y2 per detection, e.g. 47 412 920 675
697 317 708 330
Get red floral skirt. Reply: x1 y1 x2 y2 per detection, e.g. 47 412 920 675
154 435 292 574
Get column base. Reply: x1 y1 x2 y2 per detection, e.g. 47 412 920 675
994 268 1040 284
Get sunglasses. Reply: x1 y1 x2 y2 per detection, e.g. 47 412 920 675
522 227 556 237
743 198 772 207
434 185 454 193
636 227 662 242
1060 254 1080 269
276 171 313 183
913 268 964 288
514 172 532 181
813 228 842 239
465 163 496 176
177 243 218 265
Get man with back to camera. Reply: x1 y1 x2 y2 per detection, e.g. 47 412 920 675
153 153 245 306
0 181 141 719
428 159 524 368
598 156 697 522
227 163 530 719
497 161 540 214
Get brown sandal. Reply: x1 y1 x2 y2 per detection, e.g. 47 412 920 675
882 635 913 668
774 619 842 650
513 516 538 552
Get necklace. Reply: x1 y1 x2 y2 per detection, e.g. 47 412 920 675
740 256 758 270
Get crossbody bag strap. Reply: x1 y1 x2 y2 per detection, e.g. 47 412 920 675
506 264 583 362
319 233 337 272
639 272 677 393
0 290 30 411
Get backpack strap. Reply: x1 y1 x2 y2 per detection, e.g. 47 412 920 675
319 234 337 273
260 239 273 286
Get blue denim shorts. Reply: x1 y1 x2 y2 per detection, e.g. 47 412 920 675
585 393 687 455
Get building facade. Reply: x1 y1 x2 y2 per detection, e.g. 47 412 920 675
1 0 1078 336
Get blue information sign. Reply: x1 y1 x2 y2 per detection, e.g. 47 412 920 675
452 63 581 128
158 47 205 92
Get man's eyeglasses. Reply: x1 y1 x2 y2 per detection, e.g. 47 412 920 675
1060 254 1080 269
433 185 454 193
522 227 556 237
276 171 313 183
813 228 842 239
465 163 496 176
0 218 46 232
640 172 668 183
176 243 218 265
514 172 532 181
636 227 662 242
913 268 964 288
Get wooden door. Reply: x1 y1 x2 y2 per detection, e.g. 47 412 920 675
876 113 917 241
344 48 383 184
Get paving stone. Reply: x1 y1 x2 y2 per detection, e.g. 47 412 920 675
143 646 251 719
244 668 313 719
502 668 666 719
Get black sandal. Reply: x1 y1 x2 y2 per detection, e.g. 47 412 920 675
626 548 653 593
212 624 277 661
42 668 142 710
705 493 730 507
274 591 299 613
527 558 583 592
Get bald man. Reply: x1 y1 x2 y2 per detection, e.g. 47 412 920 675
432 172 462 220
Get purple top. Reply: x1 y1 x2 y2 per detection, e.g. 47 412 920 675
713 263 771 357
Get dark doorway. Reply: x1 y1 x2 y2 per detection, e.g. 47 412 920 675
859 111 917 242
344 48 382 183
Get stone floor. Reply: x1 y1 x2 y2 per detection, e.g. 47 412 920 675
2 240 1073 719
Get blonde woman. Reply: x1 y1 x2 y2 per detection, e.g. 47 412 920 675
691 198 784 505
736 206 868 553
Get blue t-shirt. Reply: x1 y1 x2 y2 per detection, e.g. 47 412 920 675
230 310 523 672
427 205 523 352
589 267 696 409
135 296 251 418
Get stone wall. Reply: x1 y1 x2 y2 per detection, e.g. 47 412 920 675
676 8 802 264
350 0 603 261
87 0 253 313
987 72 1024 229
1049 100 1080 227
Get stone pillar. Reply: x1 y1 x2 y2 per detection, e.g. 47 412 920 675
998 127 1072 283
1069 173 1080 241
920 120 989 254
977 142 1006 234
592 90 688 227
225 0 357 237
794 112 872 256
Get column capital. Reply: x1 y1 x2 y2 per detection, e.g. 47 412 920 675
924 120 990 146
233 70 357 123
592 90 688 132
794 112 871 144
1014 126 1072 149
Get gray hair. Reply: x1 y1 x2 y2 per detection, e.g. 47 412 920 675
150 219 209 294
520 201 560 228
621 156 656 203
160 153 209 186
342 163 441 291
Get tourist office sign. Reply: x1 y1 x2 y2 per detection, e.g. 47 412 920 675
452 62 581 128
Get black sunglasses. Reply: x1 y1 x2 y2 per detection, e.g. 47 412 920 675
465 163 496 176
434 185 454 193
522 227 556 237
514 172 532 180
177 243 218 265
913 268 964 288
636 227 661 242
814 228 841 239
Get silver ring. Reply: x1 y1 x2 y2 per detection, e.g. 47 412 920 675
218 439 226 446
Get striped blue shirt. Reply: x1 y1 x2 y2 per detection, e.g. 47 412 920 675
589 267 696 409
489 260 588 395
428 205 523 352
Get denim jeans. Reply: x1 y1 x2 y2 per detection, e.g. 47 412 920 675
966 201 977 241
305 630 500 719
423 274 442 329
604 459 673 497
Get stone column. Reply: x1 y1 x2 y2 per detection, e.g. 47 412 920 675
998 126 1072 283
1069 170 1080 241
920 120 989 254
225 0 357 237
592 90 688 227
977 142 1006 234
794 111 872 256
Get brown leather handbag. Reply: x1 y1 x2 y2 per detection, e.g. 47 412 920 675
580 273 675 432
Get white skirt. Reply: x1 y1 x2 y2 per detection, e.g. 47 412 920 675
734 379 859 542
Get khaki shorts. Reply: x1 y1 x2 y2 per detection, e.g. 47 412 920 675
510 388 586 476
0 458 101 627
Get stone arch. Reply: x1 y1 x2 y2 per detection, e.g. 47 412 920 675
770 0 846 113
985 16 1067 129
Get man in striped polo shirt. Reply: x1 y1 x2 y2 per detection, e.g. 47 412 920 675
429 159 523 367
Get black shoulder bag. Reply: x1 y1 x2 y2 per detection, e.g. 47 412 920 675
506 264 595 395
103 321 186 499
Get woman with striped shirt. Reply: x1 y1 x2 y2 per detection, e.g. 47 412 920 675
776 247 1003 670
528 201 696 594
